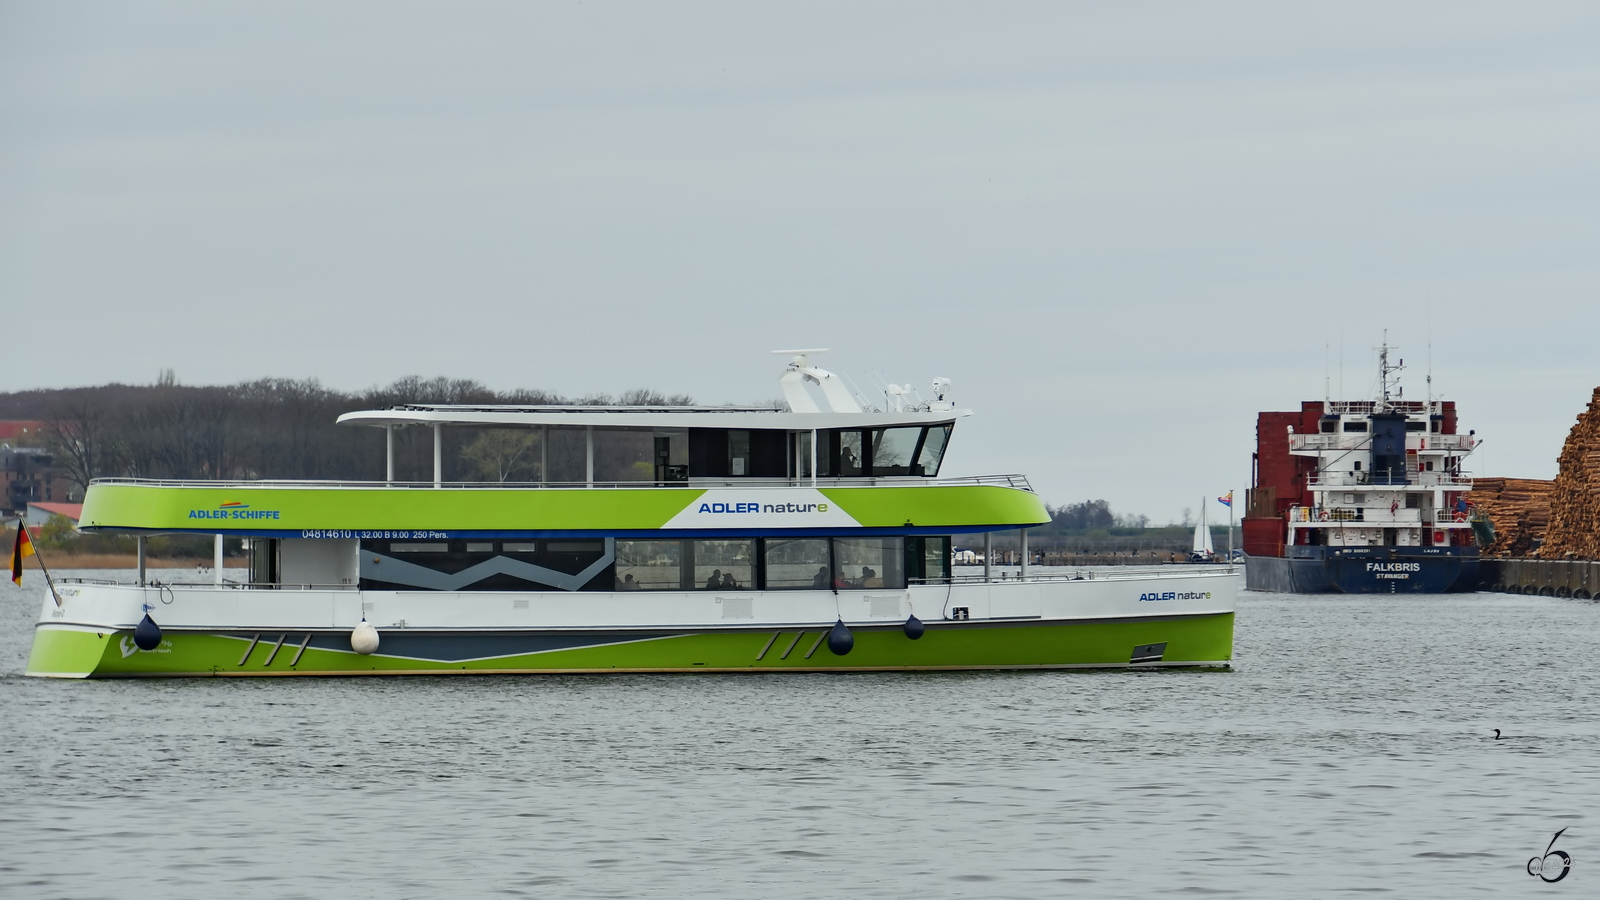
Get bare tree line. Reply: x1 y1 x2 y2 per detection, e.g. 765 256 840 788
0 377 692 493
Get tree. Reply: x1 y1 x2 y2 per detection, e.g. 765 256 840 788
42 398 112 496
460 430 540 482
1049 500 1115 529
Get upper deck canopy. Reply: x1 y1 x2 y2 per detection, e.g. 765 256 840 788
337 405 969 431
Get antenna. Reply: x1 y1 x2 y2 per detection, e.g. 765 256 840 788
1375 329 1403 412
1427 318 1434 411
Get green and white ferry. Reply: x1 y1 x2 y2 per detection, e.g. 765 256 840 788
26 353 1236 678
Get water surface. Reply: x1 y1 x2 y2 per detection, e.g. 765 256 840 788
1 569 1594 898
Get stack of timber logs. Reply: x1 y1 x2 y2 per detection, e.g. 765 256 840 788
1469 477 1553 557
1538 387 1600 559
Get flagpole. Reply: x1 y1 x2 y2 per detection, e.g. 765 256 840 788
18 521 64 607
1229 489 1235 563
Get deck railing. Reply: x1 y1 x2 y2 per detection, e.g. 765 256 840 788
60 564 1234 591
86 473 1035 491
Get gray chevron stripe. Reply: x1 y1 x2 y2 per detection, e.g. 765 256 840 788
360 539 615 591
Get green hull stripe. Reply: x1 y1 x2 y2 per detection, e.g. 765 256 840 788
79 482 1050 533
26 614 1233 677
824 486 1048 529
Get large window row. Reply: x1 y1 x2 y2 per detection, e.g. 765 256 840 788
615 536 950 591
358 535 951 592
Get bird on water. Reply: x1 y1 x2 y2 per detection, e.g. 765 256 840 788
1493 729 1502 740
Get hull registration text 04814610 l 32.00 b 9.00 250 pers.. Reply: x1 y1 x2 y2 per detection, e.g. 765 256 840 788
25 352 1236 677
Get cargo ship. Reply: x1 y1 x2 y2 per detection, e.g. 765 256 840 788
1242 343 1480 593
25 352 1236 677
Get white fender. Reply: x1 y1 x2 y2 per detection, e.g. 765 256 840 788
351 620 380 655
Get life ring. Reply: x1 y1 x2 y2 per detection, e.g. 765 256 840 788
1318 509 1329 521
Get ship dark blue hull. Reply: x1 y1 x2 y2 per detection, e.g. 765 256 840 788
1246 547 1479 594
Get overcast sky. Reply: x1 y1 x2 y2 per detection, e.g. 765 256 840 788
3 2 1598 522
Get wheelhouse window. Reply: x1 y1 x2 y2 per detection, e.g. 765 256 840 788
839 431 866 476
832 537 905 590
914 425 951 476
871 427 920 476
764 537 831 589
818 425 952 477
1343 421 1368 433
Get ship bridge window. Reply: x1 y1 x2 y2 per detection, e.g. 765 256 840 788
839 430 866 476
1320 417 1338 434
871 427 921 476
1405 421 1426 432
915 425 951 476
819 425 952 477
1343 421 1368 433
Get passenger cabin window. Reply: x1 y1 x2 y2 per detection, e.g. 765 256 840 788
360 539 612 592
832 537 905 590
694 539 754 589
729 430 751 476
764 537 832 589
614 540 683 591
611 538 754 590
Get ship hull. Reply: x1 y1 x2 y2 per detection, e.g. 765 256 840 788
1246 551 1479 594
26 573 1236 678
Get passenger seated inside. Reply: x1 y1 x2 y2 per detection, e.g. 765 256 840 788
620 574 640 590
859 566 883 588
811 566 829 589
705 569 723 590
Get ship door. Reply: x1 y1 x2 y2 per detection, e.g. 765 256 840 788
1383 528 1398 546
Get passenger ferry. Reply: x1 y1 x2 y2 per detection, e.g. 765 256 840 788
26 353 1236 677
1241 342 1481 593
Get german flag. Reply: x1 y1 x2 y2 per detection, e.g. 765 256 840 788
11 522 34 586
